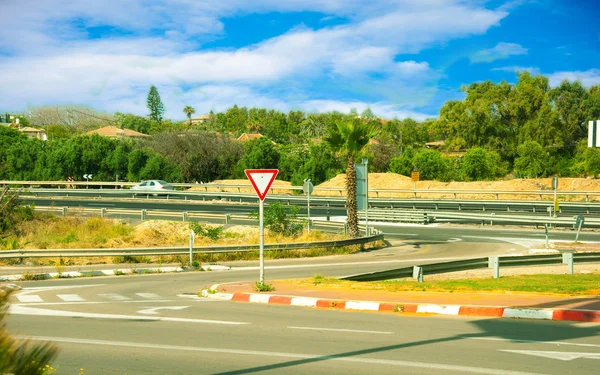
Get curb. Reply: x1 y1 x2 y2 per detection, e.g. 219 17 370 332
0 265 230 282
200 291 600 324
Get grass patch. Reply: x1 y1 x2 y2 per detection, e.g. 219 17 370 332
253 282 276 292
298 273 600 296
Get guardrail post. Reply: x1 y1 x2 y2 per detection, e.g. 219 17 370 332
488 256 499 278
183 212 189 222
225 214 230 224
62 207 68 217
189 229 195 267
141 209 147 221
100 208 107 218
412 266 423 282
344 223 348 235
562 253 574 275
544 224 549 248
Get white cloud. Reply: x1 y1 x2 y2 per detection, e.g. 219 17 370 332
0 0 508 118
547 69 600 87
471 42 528 63
300 100 434 121
492 66 541 75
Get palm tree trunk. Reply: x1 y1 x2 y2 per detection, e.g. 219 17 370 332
346 155 359 237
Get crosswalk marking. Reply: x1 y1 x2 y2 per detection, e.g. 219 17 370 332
135 293 161 299
57 294 85 302
98 293 131 301
16 295 43 303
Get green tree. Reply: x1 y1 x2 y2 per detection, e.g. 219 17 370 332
183 105 196 126
461 147 507 181
414 149 449 181
514 141 551 178
146 85 165 123
325 117 377 237
389 147 417 176
254 202 303 237
235 137 280 176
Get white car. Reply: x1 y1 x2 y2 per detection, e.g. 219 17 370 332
130 180 174 195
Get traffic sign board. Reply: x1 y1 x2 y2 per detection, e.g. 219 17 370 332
303 179 314 195
245 169 279 201
83 174 93 180
411 171 420 182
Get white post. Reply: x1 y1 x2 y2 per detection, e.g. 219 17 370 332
189 230 195 266
307 188 311 233
259 199 265 284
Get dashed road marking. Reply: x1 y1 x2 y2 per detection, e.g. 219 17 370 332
135 293 162 299
57 294 85 302
98 293 131 301
16 295 43 303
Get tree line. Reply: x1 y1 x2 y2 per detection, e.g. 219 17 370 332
1 72 600 184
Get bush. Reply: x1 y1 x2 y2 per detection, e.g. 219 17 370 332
0 187 35 233
251 202 304 237
189 222 222 241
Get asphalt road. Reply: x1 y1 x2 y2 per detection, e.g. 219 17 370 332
8 282 600 374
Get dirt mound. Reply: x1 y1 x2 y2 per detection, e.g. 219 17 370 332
313 173 600 200
129 220 190 246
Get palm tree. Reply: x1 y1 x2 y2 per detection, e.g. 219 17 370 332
183 105 196 126
300 115 325 138
325 116 378 237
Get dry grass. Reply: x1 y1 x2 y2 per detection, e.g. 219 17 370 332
0 218 352 266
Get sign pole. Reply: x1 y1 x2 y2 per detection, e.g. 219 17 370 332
245 169 279 285
259 198 265 283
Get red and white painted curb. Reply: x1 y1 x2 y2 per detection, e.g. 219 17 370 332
201 289 600 323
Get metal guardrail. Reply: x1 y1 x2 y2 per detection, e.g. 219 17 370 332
341 252 600 282
359 210 433 224
0 233 384 260
5 180 600 201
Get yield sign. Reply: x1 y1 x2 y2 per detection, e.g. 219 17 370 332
245 169 279 201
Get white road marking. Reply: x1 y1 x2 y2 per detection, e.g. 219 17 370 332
98 293 131 301
15 335 544 375
416 304 461 315
447 238 463 242
137 306 189 315
12 300 172 306
500 350 600 361
469 337 600 348
135 293 162 299
16 295 43 303
18 284 105 295
9 305 248 325
288 326 393 335
57 294 85 302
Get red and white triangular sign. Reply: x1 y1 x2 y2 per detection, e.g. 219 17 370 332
245 169 279 201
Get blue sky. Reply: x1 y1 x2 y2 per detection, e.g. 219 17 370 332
0 0 599 121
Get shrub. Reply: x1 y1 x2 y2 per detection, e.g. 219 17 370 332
251 202 304 237
253 282 275 292
189 222 223 241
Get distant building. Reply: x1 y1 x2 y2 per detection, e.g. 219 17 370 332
86 126 149 138
425 140 445 149
190 114 211 124
237 133 264 142
18 126 47 141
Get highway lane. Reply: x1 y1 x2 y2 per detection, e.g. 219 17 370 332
8 290 600 374
20 187 600 214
